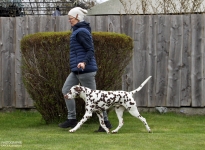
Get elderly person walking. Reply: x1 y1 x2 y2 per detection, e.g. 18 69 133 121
58 7 112 132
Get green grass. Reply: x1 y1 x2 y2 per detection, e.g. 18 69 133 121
0 110 205 150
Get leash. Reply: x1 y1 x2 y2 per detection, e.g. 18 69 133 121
77 68 84 86
77 62 85 85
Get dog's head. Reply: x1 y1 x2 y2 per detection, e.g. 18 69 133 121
64 85 83 100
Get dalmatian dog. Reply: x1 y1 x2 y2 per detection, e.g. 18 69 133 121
65 76 152 134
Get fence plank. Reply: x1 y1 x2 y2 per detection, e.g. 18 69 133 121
15 17 27 108
142 15 152 106
181 15 192 106
39 16 55 32
122 60 134 92
25 91 34 107
147 15 158 107
55 16 71 32
203 14 205 107
25 16 39 35
167 15 183 107
121 15 135 97
108 15 121 33
1 18 14 107
155 15 170 106
132 15 149 106
191 14 204 107
0 17 2 108
121 15 135 38
95 16 108 31
10 17 16 107
25 16 39 107
85 16 96 32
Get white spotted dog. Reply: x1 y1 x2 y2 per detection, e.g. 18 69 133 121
65 76 152 134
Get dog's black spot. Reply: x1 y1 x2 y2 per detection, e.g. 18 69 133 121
129 102 135 105
101 121 105 125
107 99 111 104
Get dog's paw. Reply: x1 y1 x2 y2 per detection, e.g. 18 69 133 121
106 130 110 134
69 129 76 133
111 130 118 134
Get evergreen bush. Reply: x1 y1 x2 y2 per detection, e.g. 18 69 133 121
21 31 133 123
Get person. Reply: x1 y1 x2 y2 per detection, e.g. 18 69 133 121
58 7 112 132
52 6 61 16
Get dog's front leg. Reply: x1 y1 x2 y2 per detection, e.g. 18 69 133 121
69 111 92 133
96 111 110 134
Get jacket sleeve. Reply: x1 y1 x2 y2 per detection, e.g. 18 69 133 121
76 31 94 65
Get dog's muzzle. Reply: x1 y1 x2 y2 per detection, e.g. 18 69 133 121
64 94 71 100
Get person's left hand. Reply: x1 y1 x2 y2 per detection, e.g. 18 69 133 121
77 62 86 70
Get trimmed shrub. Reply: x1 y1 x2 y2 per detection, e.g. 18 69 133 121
21 31 133 123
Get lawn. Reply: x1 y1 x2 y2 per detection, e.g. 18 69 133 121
0 110 205 150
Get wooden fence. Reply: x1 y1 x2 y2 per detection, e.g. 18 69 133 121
0 14 205 109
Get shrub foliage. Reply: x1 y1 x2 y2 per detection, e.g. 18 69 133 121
21 31 133 123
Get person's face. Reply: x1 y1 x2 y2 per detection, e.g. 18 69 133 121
68 15 79 26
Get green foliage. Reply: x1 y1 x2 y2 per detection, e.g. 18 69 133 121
20 31 133 124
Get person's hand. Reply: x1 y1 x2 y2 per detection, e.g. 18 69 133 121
77 62 86 70
64 94 68 99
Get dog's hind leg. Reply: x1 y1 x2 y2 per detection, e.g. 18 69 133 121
96 111 110 133
128 107 151 133
111 106 125 133
69 111 92 133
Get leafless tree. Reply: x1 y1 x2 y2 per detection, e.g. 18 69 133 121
119 0 205 14
20 0 97 16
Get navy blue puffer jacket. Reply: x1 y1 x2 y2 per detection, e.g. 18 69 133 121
69 21 98 74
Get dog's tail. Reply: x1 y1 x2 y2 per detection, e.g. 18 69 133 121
131 76 152 94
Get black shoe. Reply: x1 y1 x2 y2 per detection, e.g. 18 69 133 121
58 119 78 128
94 120 112 132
